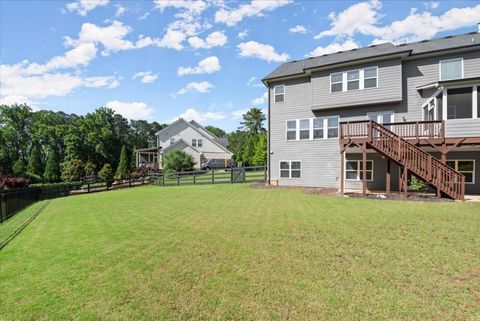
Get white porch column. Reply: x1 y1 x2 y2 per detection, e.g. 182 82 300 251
473 85 478 119
442 88 448 120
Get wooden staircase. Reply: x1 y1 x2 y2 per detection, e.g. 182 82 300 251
340 120 465 201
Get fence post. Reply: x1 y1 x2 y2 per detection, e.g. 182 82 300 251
177 174 180 186
230 168 233 184
87 182 90 193
193 172 196 185
129 174 132 187
0 192 6 223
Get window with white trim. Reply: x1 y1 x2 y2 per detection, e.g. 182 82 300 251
446 160 475 184
313 117 324 139
327 116 339 138
274 85 285 103
197 139 203 147
346 160 373 181
440 58 463 80
330 72 343 92
368 111 393 124
364 67 378 88
299 119 310 140
286 120 297 140
347 70 360 91
192 139 197 147
280 161 301 179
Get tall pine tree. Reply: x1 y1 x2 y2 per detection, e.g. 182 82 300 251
43 149 60 182
27 144 43 176
115 145 129 179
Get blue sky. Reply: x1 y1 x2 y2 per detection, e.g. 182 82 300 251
1 0 479 131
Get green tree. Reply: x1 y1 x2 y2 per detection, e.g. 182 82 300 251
98 164 114 183
27 144 43 176
84 162 97 177
252 133 267 166
227 130 248 164
241 134 257 166
13 158 27 176
61 159 85 182
205 126 226 138
163 150 195 173
115 145 129 179
239 108 266 135
43 149 61 182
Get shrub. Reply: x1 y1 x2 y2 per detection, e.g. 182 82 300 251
61 159 85 182
26 173 43 184
0 177 30 189
162 150 195 173
409 176 429 193
29 181 82 189
98 164 114 183
13 158 27 176
84 162 96 177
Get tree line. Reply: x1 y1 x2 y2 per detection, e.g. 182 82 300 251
0 104 267 183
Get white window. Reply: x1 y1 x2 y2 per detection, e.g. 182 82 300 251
170 138 175 145
330 72 343 92
274 85 285 103
197 139 203 147
446 160 475 184
313 117 324 139
346 160 373 181
279 161 301 179
347 70 360 91
286 120 297 140
192 139 197 147
364 67 378 88
440 58 463 80
368 111 394 124
422 97 436 121
299 119 310 140
327 116 339 138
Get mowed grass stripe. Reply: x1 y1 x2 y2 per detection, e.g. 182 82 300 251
0 184 479 321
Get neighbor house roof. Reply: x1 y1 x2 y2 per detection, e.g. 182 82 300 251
263 32 480 83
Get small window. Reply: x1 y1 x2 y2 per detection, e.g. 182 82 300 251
447 160 475 184
170 138 175 145
197 139 203 147
346 160 373 181
440 58 463 80
364 67 377 88
327 116 339 138
299 119 310 140
330 72 343 92
286 120 297 140
274 85 285 103
279 161 301 179
192 139 197 147
347 70 359 91
313 117 324 139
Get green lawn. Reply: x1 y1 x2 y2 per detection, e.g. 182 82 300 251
0 184 479 321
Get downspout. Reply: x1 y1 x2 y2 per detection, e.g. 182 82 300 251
267 81 271 185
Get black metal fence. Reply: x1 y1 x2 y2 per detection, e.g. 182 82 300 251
0 185 76 223
155 166 267 187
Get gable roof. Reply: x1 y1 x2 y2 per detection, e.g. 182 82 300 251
263 32 480 83
161 138 201 154
155 118 233 155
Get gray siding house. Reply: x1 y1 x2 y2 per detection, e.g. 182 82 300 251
263 32 480 199
136 118 233 170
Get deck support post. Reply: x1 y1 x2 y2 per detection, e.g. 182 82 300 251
340 150 345 194
401 166 408 197
362 143 367 197
386 159 391 194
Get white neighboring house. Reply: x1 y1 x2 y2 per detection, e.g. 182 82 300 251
136 118 233 170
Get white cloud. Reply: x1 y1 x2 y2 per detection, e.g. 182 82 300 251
188 31 228 49
423 1 439 10
215 0 291 26
155 29 187 50
84 76 119 88
251 92 268 105
154 0 208 14
175 81 214 96
315 1 480 44
289 25 308 34
246 76 263 87
306 39 360 57
237 41 289 63
172 108 225 123
231 108 249 119
66 0 109 16
0 95 36 108
114 4 126 17
132 71 158 84
177 56 221 76
237 29 248 39
106 100 154 120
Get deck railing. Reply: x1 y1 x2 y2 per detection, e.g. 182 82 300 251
340 120 444 141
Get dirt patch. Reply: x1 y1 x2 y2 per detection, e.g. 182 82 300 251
344 192 454 202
